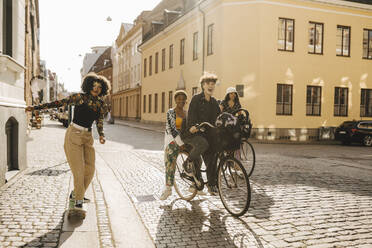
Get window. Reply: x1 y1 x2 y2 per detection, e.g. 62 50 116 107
169 44 174 68
162 92 165 113
180 39 185 65
31 15 35 51
143 95 146 113
236 85 244 97
363 29 372 59
334 87 348 116
306 86 321 116
193 32 198 60
155 52 159 74
207 24 214 55
149 56 152 76
337 26 350 57
361 89 372 117
192 87 198 96
359 122 372 130
3 0 13 56
162 48 166 71
278 18 294 52
126 96 129 116
169 91 173 108
308 22 323 54
276 84 293 115
138 64 140 79
144 58 147 77
155 93 158 113
149 94 152 113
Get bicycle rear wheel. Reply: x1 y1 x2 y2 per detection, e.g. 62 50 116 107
217 157 251 217
237 140 256 177
174 151 197 201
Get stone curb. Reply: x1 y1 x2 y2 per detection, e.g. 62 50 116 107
0 169 28 191
92 175 116 248
112 121 164 134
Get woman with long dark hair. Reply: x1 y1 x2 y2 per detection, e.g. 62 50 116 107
26 72 109 219
220 87 241 114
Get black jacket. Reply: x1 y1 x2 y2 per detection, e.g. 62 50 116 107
186 92 221 136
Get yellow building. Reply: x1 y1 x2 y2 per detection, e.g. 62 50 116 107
140 0 372 141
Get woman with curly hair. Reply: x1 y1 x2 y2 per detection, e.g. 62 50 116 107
26 72 109 218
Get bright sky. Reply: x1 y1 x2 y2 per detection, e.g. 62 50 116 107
39 0 159 92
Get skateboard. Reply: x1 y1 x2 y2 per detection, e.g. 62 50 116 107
67 196 86 220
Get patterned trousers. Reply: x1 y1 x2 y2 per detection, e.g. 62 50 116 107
164 141 179 186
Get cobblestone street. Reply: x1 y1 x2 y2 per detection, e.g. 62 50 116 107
0 122 70 248
0 118 372 247
98 121 372 248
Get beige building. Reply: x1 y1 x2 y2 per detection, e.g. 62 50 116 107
111 21 142 120
140 0 372 141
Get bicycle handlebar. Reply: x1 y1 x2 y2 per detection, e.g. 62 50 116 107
232 108 249 117
195 122 215 132
194 108 250 133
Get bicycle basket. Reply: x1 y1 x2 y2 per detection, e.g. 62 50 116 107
213 113 242 152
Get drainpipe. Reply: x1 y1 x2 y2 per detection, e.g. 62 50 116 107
137 38 143 120
198 0 207 74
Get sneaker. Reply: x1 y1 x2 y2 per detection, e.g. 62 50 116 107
70 191 91 203
188 185 206 196
159 186 172 200
71 200 86 219
74 201 84 209
207 185 218 196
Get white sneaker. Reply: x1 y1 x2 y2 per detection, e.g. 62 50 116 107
160 186 172 200
188 185 206 196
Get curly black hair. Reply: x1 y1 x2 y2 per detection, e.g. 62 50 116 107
81 73 110 97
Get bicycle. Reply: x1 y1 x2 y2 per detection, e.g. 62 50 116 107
173 120 251 217
231 109 256 177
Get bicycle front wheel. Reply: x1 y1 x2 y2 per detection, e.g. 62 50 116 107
237 140 256 177
217 157 251 217
174 151 197 201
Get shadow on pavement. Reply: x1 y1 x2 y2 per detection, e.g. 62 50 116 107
20 211 82 248
222 215 265 248
251 168 372 198
248 183 274 219
26 162 69 177
155 199 237 247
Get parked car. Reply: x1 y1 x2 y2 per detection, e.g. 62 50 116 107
335 120 372 146
56 107 69 128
